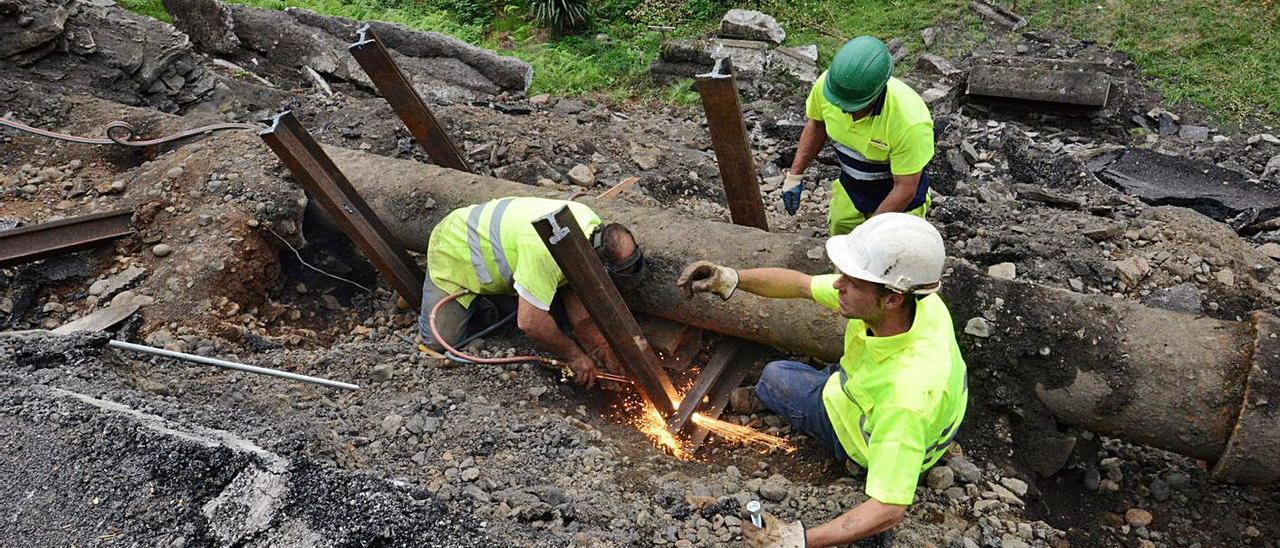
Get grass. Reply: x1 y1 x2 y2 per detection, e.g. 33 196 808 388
116 0 1280 125
1019 0 1280 126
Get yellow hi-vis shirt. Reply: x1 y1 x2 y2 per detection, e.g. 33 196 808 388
810 274 968 506
806 74 934 214
427 197 601 311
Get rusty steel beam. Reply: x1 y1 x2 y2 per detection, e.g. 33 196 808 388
349 25 472 173
667 339 760 452
0 210 133 268
260 111 425 305
532 205 678 415
697 57 768 231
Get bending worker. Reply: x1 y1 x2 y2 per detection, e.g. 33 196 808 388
418 196 645 387
782 35 935 236
677 213 967 546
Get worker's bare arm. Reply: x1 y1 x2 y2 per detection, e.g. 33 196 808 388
789 119 828 175
516 297 596 386
804 497 907 547
872 171 921 216
736 268 814 299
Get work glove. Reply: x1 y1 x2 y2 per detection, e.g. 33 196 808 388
676 260 739 300
742 509 805 548
781 172 804 215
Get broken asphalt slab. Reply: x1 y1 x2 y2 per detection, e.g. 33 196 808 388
1090 148 1280 226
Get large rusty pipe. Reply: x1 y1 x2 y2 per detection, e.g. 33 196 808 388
314 145 1279 484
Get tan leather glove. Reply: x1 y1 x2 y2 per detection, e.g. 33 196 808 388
742 509 805 548
676 260 740 300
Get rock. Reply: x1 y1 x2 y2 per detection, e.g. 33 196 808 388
529 93 551 105
381 414 404 435
630 145 661 171
921 26 940 47
886 38 907 62
404 414 426 434
461 467 480 482
422 416 441 434
165 167 184 180
371 363 394 382
1124 508 1153 527
1069 278 1084 292
1000 535 1030 548
552 98 588 115
917 53 961 78
1215 268 1235 287
88 266 147 299
1083 224 1123 241
151 243 173 258
729 386 764 413
1259 243 1280 261
1177 125 1210 142
773 45 819 81
1149 478 1170 502
987 262 1016 280
972 499 1003 515
963 317 992 338
1264 154 1280 180
528 386 548 398
718 9 785 44
759 474 788 502
1158 113 1179 136
1112 256 1151 287
927 466 956 491
1142 283 1202 315
567 164 596 187
999 477 1028 497
949 457 982 484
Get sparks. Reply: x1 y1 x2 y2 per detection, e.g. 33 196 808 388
633 401 693 460
691 413 797 453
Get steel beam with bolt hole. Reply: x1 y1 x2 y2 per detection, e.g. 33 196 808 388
348 24 472 173
260 111 425 306
666 339 763 451
696 57 769 231
532 205 679 415
0 210 133 268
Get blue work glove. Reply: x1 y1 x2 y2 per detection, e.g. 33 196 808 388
781 173 804 215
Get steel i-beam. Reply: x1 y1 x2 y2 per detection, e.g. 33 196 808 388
349 25 472 173
532 206 679 415
260 111 426 305
667 339 761 452
697 57 769 231
0 210 133 268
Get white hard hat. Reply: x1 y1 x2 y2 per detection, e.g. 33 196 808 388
825 213 945 295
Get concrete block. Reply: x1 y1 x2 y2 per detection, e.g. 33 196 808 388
967 61 1111 107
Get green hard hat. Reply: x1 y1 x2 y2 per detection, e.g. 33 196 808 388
823 36 893 112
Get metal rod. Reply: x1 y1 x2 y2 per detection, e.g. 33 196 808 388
259 111 426 306
109 339 360 390
531 206 679 415
349 25 472 173
696 57 769 231
0 210 133 268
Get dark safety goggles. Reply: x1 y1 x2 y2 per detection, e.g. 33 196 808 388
591 227 647 282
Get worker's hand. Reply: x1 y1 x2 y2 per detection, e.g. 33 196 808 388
781 172 804 216
742 510 805 548
676 261 739 300
567 351 598 388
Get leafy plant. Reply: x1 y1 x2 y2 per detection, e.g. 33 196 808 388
531 0 591 33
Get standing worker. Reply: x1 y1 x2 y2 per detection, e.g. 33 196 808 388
782 35 935 236
677 213 966 546
419 197 645 387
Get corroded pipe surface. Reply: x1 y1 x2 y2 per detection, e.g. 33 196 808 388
320 145 1280 484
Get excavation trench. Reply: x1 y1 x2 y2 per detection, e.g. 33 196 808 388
310 146 1280 484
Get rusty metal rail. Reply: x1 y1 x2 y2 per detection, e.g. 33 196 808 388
697 57 768 231
0 210 133 268
532 205 679 415
349 25 472 173
667 339 761 451
259 111 425 305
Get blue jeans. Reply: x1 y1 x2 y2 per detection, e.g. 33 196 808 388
755 360 848 463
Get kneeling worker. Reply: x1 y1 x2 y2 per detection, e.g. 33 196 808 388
419 197 645 387
677 213 967 546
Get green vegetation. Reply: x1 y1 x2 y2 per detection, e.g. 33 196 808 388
116 0 1280 125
